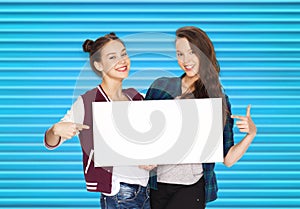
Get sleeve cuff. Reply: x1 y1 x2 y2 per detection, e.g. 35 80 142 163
44 132 61 150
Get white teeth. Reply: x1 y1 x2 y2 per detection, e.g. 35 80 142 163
117 66 126 71
185 65 193 69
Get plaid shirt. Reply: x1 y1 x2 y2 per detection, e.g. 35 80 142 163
145 75 234 203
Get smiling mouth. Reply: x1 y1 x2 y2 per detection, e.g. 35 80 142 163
115 66 127 72
184 65 194 71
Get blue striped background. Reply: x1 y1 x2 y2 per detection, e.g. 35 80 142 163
0 0 300 208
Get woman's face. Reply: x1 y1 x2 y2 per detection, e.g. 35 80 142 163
95 40 130 80
176 37 200 78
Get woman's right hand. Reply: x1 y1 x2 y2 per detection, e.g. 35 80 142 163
52 122 90 140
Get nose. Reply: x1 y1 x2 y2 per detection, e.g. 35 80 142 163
118 57 126 64
183 54 191 64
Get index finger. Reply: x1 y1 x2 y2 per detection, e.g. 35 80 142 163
231 115 247 120
75 123 90 131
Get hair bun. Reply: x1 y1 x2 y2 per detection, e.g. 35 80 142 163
104 32 116 38
82 39 94 52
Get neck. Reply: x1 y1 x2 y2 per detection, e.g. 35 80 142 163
100 77 123 99
182 74 199 91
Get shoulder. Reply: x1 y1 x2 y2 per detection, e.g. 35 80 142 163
81 87 98 97
150 77 180 88
146 76 180 100
80 87 98 101
148 76 180 93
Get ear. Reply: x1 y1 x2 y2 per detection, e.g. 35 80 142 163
94 61 103 72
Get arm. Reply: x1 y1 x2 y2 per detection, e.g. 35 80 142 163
223 105 257 167
44 97 89 149
45 125 62 148
45 122 89 148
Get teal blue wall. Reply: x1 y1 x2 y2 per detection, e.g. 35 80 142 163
0 0 299 208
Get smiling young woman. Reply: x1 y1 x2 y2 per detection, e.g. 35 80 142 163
44 33 150 209
146 26 257 209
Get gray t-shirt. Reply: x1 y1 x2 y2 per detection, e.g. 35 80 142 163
157 163 203 185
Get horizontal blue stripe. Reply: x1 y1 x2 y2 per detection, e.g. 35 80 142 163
1 0 299 208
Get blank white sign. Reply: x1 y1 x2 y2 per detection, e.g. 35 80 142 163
92 98 223 167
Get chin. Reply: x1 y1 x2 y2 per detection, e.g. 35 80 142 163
119 74 129 80
185 71 198 78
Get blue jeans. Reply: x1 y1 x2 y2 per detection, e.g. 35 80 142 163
100 182 150 209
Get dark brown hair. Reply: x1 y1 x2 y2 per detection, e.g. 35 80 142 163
82 32 125 76
176 26 228 124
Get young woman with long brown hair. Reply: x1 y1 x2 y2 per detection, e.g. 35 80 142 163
146 26 257 209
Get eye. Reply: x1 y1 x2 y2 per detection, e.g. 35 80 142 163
189 51 194 55
109 56 116 60
121 52 128 57
177 52 183 57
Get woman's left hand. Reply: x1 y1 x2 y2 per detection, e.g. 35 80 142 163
231 105 257 136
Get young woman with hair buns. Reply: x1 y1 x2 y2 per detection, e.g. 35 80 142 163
44 33 150 209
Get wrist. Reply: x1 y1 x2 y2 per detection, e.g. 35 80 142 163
45 130 62 148
247 131 256 138
52 124 61 137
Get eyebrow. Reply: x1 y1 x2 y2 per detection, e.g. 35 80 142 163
105 48 126 57
176 49 192 53
106 52 116 57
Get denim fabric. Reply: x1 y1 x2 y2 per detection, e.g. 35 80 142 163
100 183 150 209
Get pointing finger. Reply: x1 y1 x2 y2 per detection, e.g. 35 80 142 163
75 123 90 131
231 115 247 120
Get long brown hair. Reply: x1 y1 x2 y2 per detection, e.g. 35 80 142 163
176 26 228 124
82 32 125 76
